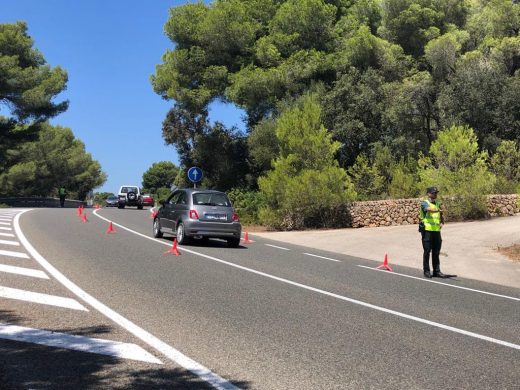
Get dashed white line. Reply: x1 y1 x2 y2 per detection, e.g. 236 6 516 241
0 249 29 258
93 210 520 352
265 244 290 251
303 253 341 262
0 324 162 364
0 264 49 279
0 239 20 246
357 265 520 302
17 210 238 390
0 286 88 311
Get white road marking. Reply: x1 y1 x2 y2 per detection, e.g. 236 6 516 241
0 222 11 226
357 265 520 302
303 253 341 262
0 232 15 237
17 210 238 390
0 218 13 221
0 239 20 246
0 264 49 279
0 286 88 311
0 227 13 231
0 324 162 364
92 210 520 352
0 249 29 258
265 244 290 251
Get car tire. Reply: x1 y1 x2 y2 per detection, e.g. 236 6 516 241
118 204 124 209
176 222 188 245
227 237 240 248
153 218 163 238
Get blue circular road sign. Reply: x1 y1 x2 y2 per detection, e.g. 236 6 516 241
187 166 203 183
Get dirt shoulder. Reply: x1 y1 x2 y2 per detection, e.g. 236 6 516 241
251 215 520 289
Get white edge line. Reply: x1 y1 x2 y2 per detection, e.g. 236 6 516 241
265 244 290 251
0 264 49 279
92 210 520 352
303 253 341 262
356 265 520 302
15 210 245 389
0 324 162 364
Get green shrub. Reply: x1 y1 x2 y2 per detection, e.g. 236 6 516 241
258 95 356 229
490 140 520 194
155 187 171 205
418 125 496 221
227 189 265 225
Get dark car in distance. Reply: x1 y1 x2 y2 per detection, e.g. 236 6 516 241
105 195 118 207
153 188 241 247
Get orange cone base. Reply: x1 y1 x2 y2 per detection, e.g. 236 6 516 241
80 214 89 223
164 239 181 256
376 254 393 271
241 231 252 244
105 222 117 234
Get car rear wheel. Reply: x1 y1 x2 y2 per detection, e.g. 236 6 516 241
153 218 163 238
227 237 240 248
176 222 188 245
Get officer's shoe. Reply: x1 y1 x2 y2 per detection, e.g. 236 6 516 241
433 271 448 278
423 271 432 278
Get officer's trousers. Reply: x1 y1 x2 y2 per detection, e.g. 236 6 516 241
422 230 442 272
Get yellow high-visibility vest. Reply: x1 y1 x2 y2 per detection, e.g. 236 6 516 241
419 199 441 232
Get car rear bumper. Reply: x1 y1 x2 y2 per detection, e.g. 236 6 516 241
185 221 241 238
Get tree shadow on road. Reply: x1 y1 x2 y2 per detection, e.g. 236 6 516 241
0 323 251 389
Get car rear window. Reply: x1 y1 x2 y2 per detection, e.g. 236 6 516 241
121 187 138 193
193 193 231 207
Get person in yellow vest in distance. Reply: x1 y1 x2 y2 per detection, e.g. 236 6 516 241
419 186 448 279
58 186 67 208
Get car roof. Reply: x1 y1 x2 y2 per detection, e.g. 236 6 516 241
177 188 226 195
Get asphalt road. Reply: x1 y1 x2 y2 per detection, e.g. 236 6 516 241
1 207 519 389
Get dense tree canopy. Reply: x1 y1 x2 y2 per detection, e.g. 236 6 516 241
142 161 179 193
0 22 68 174
152 0 520 225
0 123 106 200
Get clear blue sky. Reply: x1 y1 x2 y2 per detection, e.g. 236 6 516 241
1 0 245 194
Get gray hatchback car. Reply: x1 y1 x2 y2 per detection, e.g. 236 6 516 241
153 188 242 247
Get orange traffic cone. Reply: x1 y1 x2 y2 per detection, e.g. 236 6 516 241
77 206 83 217
105 221 117 234
164 239 181 256
241 230 252 244
376 253 393 271
80 213 89 223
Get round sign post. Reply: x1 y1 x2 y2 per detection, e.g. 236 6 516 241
187 167 203 188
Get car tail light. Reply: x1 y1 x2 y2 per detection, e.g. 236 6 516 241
189 210 199 220
232 212 240 222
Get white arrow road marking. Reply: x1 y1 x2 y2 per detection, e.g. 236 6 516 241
0 249 29 258
0 324 162 364
0 239 20 246
0 264 49 279
0 286 88 311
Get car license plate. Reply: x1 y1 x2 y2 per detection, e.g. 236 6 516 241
206 214 227 221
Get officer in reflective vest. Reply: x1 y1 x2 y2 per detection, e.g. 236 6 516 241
419 186 448 278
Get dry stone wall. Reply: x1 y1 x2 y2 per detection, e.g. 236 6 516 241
348 194 519 228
